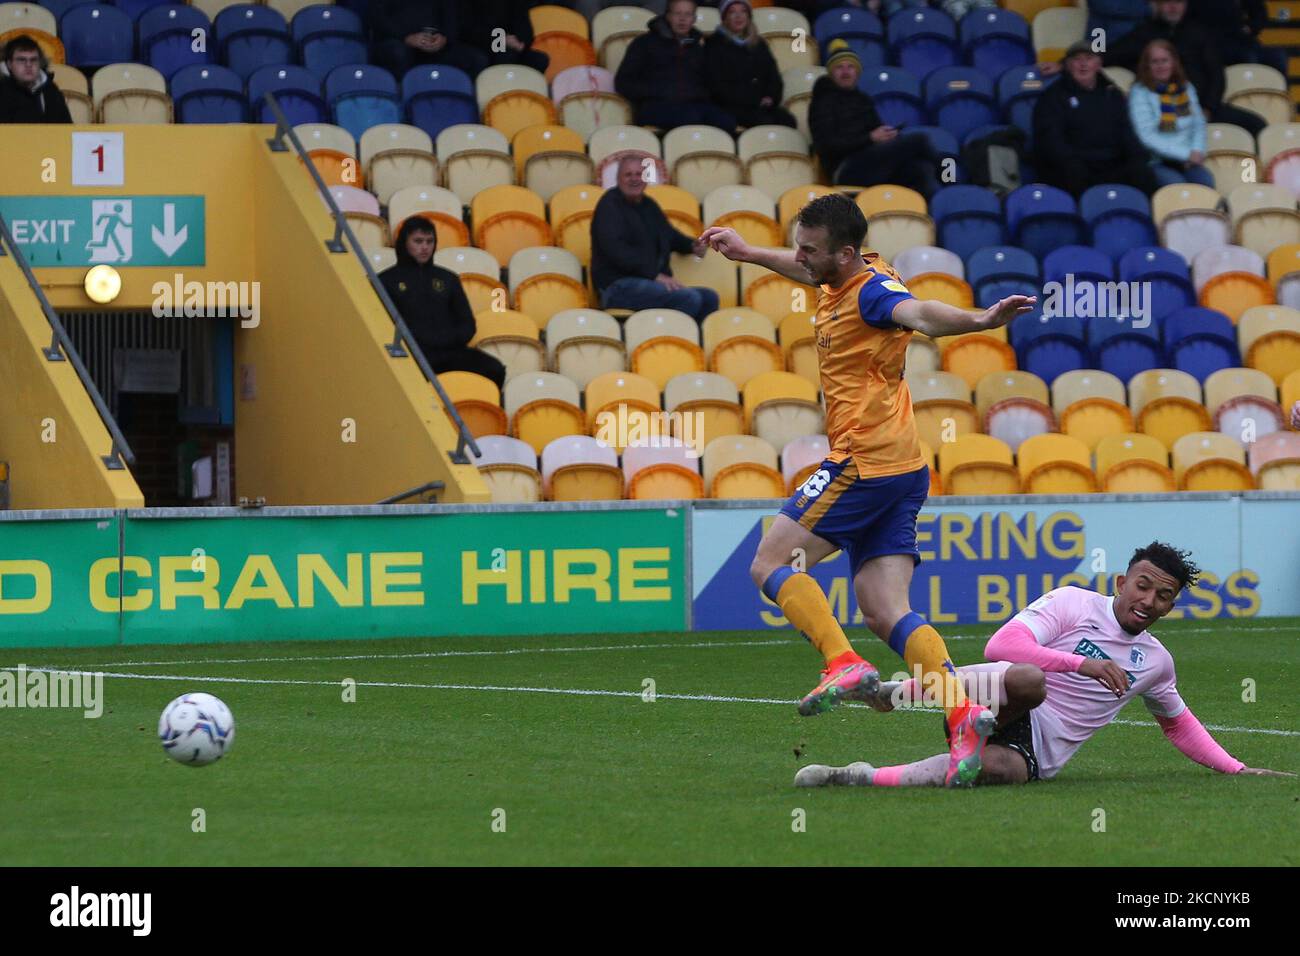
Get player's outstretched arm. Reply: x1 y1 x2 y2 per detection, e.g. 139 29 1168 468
893 294 1037 338
1150 708 1291 775
699 226 811 284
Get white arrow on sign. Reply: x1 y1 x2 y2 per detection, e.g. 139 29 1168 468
151 203 188 257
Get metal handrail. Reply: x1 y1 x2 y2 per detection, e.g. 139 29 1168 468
0 214 135 469
261 93 480 467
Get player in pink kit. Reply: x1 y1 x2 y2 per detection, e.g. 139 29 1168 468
796 542 1294 787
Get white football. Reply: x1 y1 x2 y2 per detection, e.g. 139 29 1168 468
158 693 235 766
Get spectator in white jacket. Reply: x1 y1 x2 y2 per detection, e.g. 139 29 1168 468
1128 39 1214 189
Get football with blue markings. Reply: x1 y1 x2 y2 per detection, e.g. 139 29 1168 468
158 693 236 766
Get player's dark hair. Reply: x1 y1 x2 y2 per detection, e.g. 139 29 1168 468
1127 542 1200 591
795 193 867 254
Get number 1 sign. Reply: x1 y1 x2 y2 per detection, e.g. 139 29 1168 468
72 132 125 187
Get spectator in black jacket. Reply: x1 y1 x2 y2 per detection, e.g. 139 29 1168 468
1034 41 1157 197
808 40 939 196
380 218 505 389
1105 0 1266 136
615 0 737 133
591 155 719 320
461 1 550 75
1187 0 1288 76
370 1 490 79
0 36 72 124
705 0 796 130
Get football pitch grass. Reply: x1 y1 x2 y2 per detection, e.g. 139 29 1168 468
2 617 1296 867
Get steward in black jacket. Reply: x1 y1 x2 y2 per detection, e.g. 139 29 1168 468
614 9 736 132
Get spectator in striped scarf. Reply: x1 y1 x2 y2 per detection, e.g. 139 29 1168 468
1128 40 1215 189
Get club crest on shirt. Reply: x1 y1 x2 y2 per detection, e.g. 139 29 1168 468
800 468 831 498
1130 647 1146 667
431 278 445 293
397 282 407 292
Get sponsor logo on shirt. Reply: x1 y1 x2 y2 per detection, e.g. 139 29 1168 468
1073 638 1137 686
881 279 910 294
800 468 831 498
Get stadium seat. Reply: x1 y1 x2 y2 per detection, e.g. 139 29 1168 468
471 310 546 381
895 246 971 307
782 64 827 138
509 246 588 319
855 184 934 262
665 370 745 447
930 185 1005 262
293 3 365 80
1012 311 1085 386
589 124 664 186
1238 304 1300 384
664 125 744 202
1089 315 1163 390
504 371 586 454
1227 183 1300 260
360 124 436 207
625 309 705 389
1259 122 1300 197
61 4 133 70
472 185 553 268
1052 369 1133 451
435 124 513 206
1283 367 1300 419
887 7 957 78
907 333 941 375
1005 184 1085 261
552 65 631 141
859 66 926 128
703 435 784 499
171 63 245 123
390 185 469 252
327 183 386 250
433 246 506 315
738 126 815 205
997 64 1050 141
0 2 55 35
1193 245 1275 323
1172 431 1254 490
814 6 887 70
547 309 625 389
646 184 704 237
1224 63 1291 127
1204 366 1283 441
741 263 818 323
1163 307 1241 383
1266 243 1300 309
265 0 320 17
469 435 542 503
703 307 782 388
531 3 590 39
215 4 292 80
1130 368 1212 448
437 371 507 439
533 31 596 85
1042 244 1112 288
1031 6 1085 63
742 370 823 456
513 124 594 202
249 63 326 125
92 63 172 123
923 66 998 143
592 5 653 74
586 371 663 448
53 62 92 123
1080 184 1157 262
780 433 831 494
941 326 1017 390
139 5 212 79
1248 430 1300 489
671 252 740 309
325 63 401 141
968 246 1039 308
401 65 478 142
298 121 358 187
703 185 781 247
365 247 397 274
938 433 1021 495
1018 433 1097 493
1095 432 1176 492
778 184 836 236
549 184 603 266
961 8 1033 77
1205 122 1257 197
1152 183 1231 267
623 441 704 500
976 369 1053 453
778 312 817 385
540 435 622 501
478 64 556 139
1118 246 1195 323
909 370 978 450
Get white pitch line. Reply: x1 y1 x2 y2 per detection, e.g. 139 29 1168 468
23 667 1300 738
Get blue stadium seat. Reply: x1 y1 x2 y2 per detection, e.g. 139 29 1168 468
1042 245 1113 287
43 0 100 19
60 4 133 70
960 9 1033 78
814 7 887 69
215 4 291 80
1089 315 1164 384
293 4 366 80
859 67 926 128
325 63 401 141
907 124 962 180
401 65 478 141
139 5 211 80
248 64 327 126
1080 183 1158 263
1005 184 1084 261
1014 311 1088 385
114 0 170 18
968 246 1039 307
886 7 958 80
997 65 1052 143
1163 307 1241 383
171 63 246 123
923 66 998 143
931 184 1004 262
1118 246 1195 323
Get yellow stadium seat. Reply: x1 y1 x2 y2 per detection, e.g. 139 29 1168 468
757 7 818 73
585 371 663 449
1205 123 1257 197
781 433 830 494
513 124 594 202
1096 433 1176 492
938 434 1021 495
625 309 706 388
1282 367 1300 416
703 185 782 247
1052 367 1134 451
434 245 504 312
671 251 739 308
742 371 824 455
435 123 513 204
593 6 654 73
510 246 589 320
505 371 587 454
93 63 172 124
1003 0 1071 24
1225 64 1292 127
743 144 816 205
531 4 590 38
910 370 978 450
549 184 603 265
1051 368 1127 415
704 435 785 498
389 185 469 250
1266 243 1300 308
478 64 556 139
1153 183 1230 266
941 331 1018 389
780 65 826 140
665 372 745 443
472 185 553 268
1204 367 1281 433
778 184 836 233
471 435 543 503
907 334 941 376
856 187 933 261
1172 432 1255 490
361 124 437 206
1239 304 1300 383
918 438 943 496
742 262 819 321
1228 183 1300 260
541 435 623 501
646 184 705 237
534 32 597 83
0 3 56 35
976 370 1054 453
1130 369 1213 448
472 310 545 380
53 63 91 122
665 125 744 202
546 309 625 389
559 85 632 142
623 443 704 500
703 307 783 387
778 312 818 384
856 184 927 218
1017 433 1098 494
1249 431 1300 489
907 274 974 309
437 371 507 438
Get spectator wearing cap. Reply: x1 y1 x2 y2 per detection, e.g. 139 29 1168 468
808 39 940 196
1033 41 1158 197
615 0 737 133
1128 40 1214 189
704 0 796 130
0 35 72 124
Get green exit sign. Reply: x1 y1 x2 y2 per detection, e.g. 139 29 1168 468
0 195 205 267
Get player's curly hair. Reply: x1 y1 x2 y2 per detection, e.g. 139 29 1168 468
1128 542 1201 591
795 193 867 254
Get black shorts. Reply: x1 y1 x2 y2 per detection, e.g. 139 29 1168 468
941 710 1040 782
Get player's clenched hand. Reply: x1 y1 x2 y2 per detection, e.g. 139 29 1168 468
1078 658 1129 697
1239 767 1297 777
699 226 752 263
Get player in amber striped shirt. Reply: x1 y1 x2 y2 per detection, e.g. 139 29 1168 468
701 194 1034 786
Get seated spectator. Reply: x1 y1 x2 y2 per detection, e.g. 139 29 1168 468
705 0 796 130
808 40 940 197
1187 0 1289 77
1106 0 1266 137
1129 40 1215 189
1033 41 1157 197
0 36 72 124
615 0 737 133
462 1 550 75
591 155 719 321
370 1 489 79
379 218 506 390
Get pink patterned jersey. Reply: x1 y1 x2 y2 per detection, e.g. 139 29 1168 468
1010 586 1186 779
